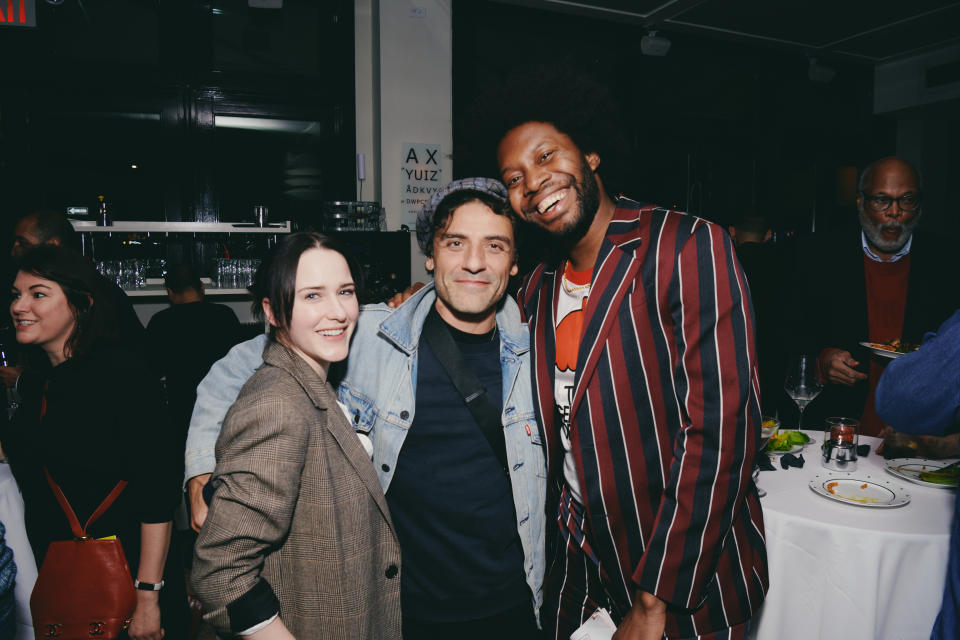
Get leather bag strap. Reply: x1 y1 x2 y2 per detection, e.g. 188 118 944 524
44 467 127 539
422 309 510 474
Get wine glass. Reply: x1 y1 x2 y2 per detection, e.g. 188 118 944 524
784 355 822 431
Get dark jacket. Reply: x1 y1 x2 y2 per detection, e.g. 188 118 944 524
795 229 959 425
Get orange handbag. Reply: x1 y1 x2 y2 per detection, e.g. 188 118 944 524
30 468 136 640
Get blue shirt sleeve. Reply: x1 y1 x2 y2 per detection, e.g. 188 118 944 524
184 334 269 482
875 310 960 437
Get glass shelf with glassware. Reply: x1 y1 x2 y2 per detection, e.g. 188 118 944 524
69 220 292 234
69 220 290 296
119 278 250 297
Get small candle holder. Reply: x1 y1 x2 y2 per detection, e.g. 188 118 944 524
821 417 859 471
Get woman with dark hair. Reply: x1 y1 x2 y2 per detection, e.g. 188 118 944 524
2 245 184 640
191 232 400 640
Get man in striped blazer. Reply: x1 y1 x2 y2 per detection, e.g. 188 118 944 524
493 73 768 640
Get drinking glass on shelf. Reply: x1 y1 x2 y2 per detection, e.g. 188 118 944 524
249 259 261 287
784 355 822 430
216 258 234 289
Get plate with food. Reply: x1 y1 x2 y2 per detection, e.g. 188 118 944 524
809 473 911 508
885 458 960 489
859 340 918 359
766 429 814 454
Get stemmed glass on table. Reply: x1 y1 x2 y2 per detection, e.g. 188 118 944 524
784 355 823 431
754 415 780 499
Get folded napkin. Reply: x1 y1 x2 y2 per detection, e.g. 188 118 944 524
757 455 776 472
780 453 805 470
857 444 871 458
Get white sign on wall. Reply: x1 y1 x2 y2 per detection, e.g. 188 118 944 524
401 142 442 227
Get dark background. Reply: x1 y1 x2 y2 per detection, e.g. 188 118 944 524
1 0 958 262
452 1 898 237
0 0 356 235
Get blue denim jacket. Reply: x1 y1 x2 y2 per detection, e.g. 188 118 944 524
183 333 269 483
338 285 546 618
183 285 546 619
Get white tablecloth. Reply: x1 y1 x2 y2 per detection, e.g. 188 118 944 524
751 432 954 640
0 463 35 640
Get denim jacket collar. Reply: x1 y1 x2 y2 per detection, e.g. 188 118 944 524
376 282 529 357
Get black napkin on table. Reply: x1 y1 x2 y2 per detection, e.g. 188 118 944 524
857 444 871 458
757 455 775 471
780 453 805 470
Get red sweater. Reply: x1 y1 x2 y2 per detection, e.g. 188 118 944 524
860 254 911 436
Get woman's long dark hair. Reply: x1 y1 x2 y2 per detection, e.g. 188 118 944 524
14 245 120 364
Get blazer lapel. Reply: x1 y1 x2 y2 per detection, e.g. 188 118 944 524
264 342 394 529
322 394 395 528
570 235 643 418
528 266 562 478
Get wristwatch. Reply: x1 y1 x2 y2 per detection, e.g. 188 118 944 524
134 579 164 591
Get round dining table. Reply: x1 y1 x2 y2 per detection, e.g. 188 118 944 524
750 431 955 640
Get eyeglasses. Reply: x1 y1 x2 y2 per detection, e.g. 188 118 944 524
861 192 921 213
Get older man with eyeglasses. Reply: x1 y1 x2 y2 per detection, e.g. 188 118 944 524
797 156 959 437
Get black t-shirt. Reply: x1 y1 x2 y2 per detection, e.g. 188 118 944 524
386 310 529 622
145 301 241 435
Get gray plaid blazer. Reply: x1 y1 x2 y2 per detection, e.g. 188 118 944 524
192 340 401 639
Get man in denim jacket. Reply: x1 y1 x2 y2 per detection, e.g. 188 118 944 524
184 179 546 637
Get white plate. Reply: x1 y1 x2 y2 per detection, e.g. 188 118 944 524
809 472 911 508
859 341 908 359
885 458 959 489
769 443 803 455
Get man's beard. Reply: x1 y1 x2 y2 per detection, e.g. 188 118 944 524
528 156 602 262
859 209 919 255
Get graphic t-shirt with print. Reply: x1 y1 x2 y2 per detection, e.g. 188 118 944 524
555 261 591 504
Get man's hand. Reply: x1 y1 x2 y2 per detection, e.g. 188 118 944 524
918 432 960 459
613 590 667 640
820 348 867 386
881 428 960 459
386 282 425 308
188 474 212 532
0 366 21 389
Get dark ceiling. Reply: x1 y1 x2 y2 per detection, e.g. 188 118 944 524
497 0 960 63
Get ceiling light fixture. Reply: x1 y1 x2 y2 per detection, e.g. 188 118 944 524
641 30 671 57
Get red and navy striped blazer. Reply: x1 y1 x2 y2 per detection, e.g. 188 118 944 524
518 198 768 637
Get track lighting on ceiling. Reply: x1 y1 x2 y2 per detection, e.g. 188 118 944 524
641 30 672 57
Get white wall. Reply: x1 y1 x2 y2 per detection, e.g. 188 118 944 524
355 0 452 285
355 0 381 204
874 43 960 114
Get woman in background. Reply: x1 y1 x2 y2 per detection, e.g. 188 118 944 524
192 232 400 639
3 245 185 640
